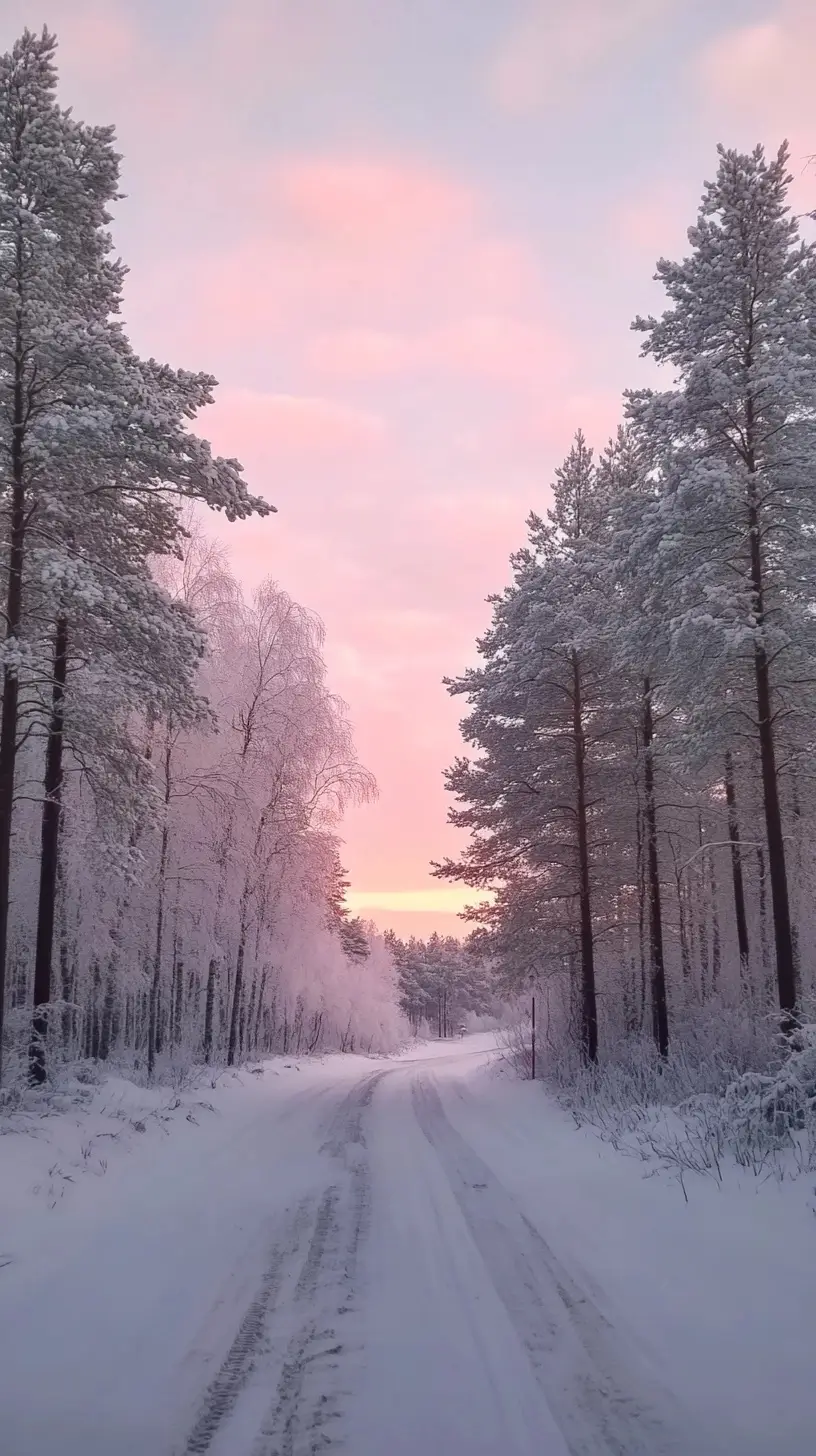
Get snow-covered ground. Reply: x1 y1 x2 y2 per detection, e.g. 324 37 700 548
1 1033 814 1455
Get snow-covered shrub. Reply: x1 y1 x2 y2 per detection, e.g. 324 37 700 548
541 1007 816 1182
719 1024 816 1163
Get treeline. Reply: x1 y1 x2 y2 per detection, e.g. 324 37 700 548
437 143 816 1063
388 932 504 1036
0 29 405 1086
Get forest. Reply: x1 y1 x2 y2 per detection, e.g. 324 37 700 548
437 139 816 1143
0 29 421 1089
2 26 816 1138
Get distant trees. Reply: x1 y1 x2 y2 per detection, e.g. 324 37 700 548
389 932 502 1037
439 142 816 1062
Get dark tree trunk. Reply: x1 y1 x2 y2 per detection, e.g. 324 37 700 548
634 766 647 1032
203 956 218 1062
147 732 172 1082
29 616 69 1085
697 817 710 1001
744 387 796 1025
246 975 257 1057
710 853 721 994
642 677 669 1057
0 299 27 1084
789 774 802 989
90 960 102 1059
58 862 75 1052
755 845 770 997
228 909 248 1067
753 634 797 1021
571 652 597 1063
172 930 184 1049
677 871 691 987
255 970 266 1050
724 751 751 992
99 969 116 1062
686 879 698 992
307 1011 323 1054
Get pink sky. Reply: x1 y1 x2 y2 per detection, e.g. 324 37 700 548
4 0 814 936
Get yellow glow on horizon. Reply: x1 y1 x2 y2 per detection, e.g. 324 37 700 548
344 888 491 914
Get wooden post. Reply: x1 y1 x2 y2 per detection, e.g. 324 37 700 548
531 994 536 1080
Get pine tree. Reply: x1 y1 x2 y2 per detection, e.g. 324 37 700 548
0 30 271 1082
599 426 671 1055
438 433 622 1062
629 142 816 1028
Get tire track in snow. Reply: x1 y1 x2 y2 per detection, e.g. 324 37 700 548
179 1071 386 1456
412 1077 687 1456
181 1197 316 1454
252 1071 386 1455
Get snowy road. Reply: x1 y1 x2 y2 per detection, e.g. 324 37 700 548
2 1035 815 1455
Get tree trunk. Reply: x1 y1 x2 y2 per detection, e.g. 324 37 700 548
789 774 802 991
58 860 75 1053
90 960 102 1059
571 651 598 1063
147 731 173 1082
697 817 710 1001
29 616 68 1086
255 970 266 1050
203 956 218 1062
228 904 249 1067
172 926 184 1049
99 969 116 1062
753 638 797 1021
724 750 751 993
710 852 721 995
676 870 691 987
0 299 28 1084
744 390 797 1025
633 755 647 1032
641 677 669 1057
246 975 257 1058
228 804 270 1067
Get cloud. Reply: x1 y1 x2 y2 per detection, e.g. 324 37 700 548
611 185 693 256
308 313 566 387
131 152 555 373
606 6 816 286
695 3 816 206
276 156 478 246
204 0 354 99
489 0 673 111
51 0 137 75
211 389 387 463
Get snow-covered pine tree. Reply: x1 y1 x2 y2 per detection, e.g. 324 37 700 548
0 30 271 1082
438 433 623 1062
598 425 672 1054
629 142 816 1027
